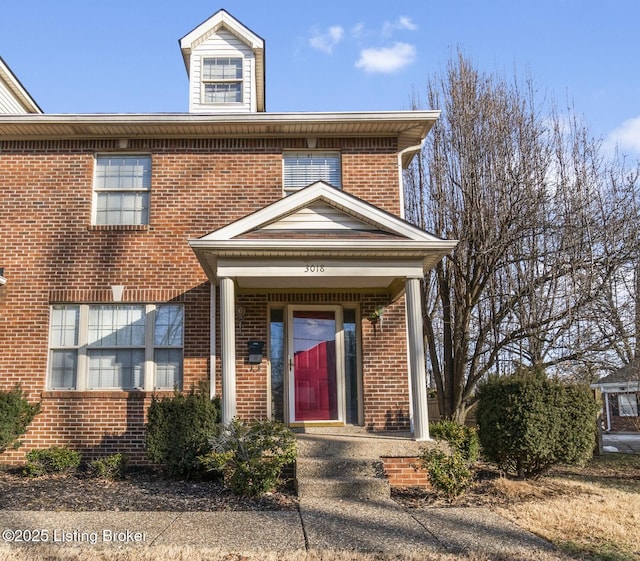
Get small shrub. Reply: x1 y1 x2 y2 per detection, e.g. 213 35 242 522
419 447 474 499
89 453 129 480
430 420 479 462
24 446 81 477
145 384 221 478
199 418 297 497
476 368 600 479
0 386 40 454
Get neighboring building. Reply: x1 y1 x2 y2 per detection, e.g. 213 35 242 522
592 364 640 432
0 10 456 463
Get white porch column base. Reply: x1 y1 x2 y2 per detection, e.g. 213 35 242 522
406 277 430 441
220 277 237 424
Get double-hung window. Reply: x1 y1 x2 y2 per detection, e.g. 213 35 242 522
93 155 151 225
48 304 183 391
202 57 243 104
283 151 341 195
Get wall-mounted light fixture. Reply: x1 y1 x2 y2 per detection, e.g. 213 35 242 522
0 267 6 286
237 303 246 332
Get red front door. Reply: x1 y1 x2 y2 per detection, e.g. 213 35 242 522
292 310 338 421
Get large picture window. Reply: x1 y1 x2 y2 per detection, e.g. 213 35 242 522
48 304 183 391
93 155 151 225
283 151 341 195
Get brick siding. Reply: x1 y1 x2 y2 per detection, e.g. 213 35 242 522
382 456 430 489
0 136 411 464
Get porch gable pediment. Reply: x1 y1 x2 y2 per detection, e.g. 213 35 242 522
195 181 443 243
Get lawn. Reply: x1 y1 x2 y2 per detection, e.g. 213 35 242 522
494 453 640 561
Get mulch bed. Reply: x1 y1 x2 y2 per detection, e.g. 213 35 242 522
0 466 297 512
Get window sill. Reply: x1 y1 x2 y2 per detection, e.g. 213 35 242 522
88 225 150 232
41 390 175 399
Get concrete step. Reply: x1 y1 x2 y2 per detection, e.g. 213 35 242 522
296 433 422 459
296 457 384 479
296 476 390 499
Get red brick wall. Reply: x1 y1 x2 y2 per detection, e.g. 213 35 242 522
383 456 430 489
361 295 410 431
0 136 407 464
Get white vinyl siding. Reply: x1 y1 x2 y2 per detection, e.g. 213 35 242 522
48 304 183 391
283 152 342 195
93 156 151 225
188 30 254 113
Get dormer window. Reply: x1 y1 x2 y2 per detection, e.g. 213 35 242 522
202 57 243 104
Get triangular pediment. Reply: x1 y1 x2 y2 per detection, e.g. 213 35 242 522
196 182 443 243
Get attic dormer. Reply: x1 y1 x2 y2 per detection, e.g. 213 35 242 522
179 10 265 113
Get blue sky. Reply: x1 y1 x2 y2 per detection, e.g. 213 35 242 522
1 0 638 157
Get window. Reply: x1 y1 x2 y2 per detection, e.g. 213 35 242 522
618 394 639 417
202 57 243 104
48 304 183 390
93 156 151 225
283 151 341 194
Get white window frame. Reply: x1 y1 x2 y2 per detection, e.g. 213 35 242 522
201 57 244 105
618 393 639 417
282 151 342 195
47 304 183 391
92 155 151 226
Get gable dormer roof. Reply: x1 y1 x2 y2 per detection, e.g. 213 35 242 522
179 9 265 113
0 57 42 114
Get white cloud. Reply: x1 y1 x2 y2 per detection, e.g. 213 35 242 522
355 42 416 74
351 22 365 39
606 116 640 156
309 25 344 54
382 16 418 36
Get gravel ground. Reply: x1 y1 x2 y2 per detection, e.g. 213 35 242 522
0 466 297 512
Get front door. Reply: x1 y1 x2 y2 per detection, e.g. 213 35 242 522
288 306 344 423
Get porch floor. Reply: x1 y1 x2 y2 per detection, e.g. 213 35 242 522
294 425 426 459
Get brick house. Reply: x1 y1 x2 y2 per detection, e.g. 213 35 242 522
592 364 640 433
0 10 456 464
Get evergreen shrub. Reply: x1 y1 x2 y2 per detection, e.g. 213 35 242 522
0 386 40 454
24 446 81 477
89 453 129 480
476 368 599 479
199 418 297 497
145 385 221 478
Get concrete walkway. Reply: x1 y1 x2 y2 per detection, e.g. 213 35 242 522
602 432 640 454
0 501 557 557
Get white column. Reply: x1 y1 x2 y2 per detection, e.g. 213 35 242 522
406 277 430 441
209 282 217 400
219 277 237 424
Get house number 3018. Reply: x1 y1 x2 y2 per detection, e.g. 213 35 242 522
304 264 325 273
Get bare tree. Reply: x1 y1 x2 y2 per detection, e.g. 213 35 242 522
405 53 639 421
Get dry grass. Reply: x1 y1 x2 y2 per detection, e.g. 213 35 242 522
0 546 571 561
490 454 640 561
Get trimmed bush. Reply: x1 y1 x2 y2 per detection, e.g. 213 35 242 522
89 453 129 480
0 386 40 454
199 418 297 497
476 368 599 479
145 385 221 478
419 447 474 499
430 420 480 463
24 447 81 477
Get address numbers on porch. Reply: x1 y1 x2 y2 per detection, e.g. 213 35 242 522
303 264 325 273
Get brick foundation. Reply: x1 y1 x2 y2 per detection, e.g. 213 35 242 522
382 456 430 489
